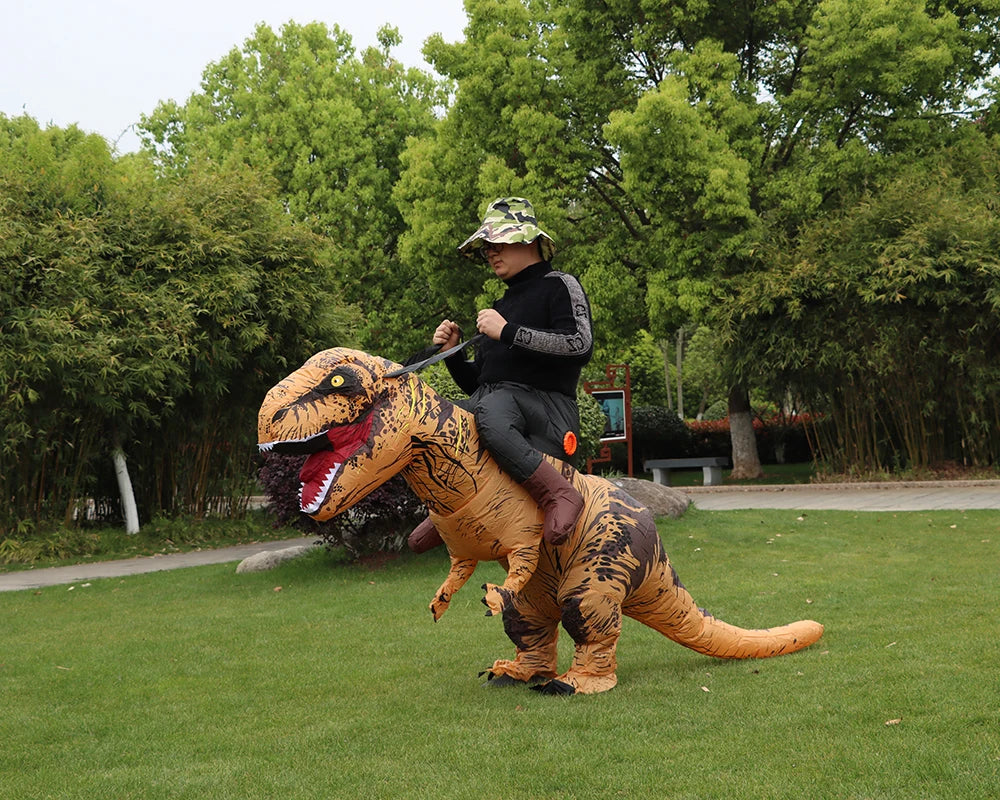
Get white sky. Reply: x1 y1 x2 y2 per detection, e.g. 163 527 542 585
2 0 468 153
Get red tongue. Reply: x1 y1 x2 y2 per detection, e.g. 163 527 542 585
296 414 375 512
300 450 337 485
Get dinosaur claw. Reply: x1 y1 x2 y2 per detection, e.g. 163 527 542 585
531 679 576 696
482 673 525 688
481 584 508 616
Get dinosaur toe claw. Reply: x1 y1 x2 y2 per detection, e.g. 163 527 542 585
530 679 576 696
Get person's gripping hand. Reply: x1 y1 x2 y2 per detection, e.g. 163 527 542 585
433 319 461 349
476 309 507 341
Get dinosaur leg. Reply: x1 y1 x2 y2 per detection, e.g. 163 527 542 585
485 583 561 685
534 590 622 695
430 557 478 621
482 543 541 616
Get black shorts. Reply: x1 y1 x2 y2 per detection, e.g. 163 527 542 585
467 382 579 483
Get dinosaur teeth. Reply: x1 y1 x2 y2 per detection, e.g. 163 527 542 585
257 430 331 455
300 460 342 514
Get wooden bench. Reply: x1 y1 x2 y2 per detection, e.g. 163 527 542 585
643 457 729 487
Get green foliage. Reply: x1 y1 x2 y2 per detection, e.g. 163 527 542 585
580 258 647 352
396 0 639 345
683 326 727 415
9 0 1000 536
576 386 606 462
615 329 669 406
0 513 297 568
632 405 695 464
0 528 101 565
0 114 346 537
702 398 729 421
729 134 1000 470
605 46 760 325
140 20 447 356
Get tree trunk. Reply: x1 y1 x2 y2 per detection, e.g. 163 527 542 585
728 383 763 480
659 339 674 413
675 328 685 420
112 445 140 534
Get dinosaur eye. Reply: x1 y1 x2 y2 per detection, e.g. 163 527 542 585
312 369 355 397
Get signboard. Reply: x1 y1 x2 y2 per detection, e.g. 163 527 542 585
593 390 627 442
584 364 632 476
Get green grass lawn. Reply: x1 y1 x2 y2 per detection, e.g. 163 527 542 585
2 508 998 799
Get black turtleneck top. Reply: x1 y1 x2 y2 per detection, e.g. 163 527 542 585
446 261 593 397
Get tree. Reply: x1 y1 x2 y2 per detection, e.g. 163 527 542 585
0 115 343 536
682 327 727 419
726 133 1000 470
613 330 669 407
126 157 348 519
140 21 448 357
396 0 663 389
596 0 998 475
0 117 194 533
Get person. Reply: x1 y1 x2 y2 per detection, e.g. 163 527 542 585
408 197 593 553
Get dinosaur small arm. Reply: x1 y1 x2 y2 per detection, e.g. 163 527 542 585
257 348 824 695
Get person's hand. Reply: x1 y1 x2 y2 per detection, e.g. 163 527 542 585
433 319 461 349
476 309 507 341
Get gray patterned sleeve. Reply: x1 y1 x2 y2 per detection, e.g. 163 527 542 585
510 272 593 357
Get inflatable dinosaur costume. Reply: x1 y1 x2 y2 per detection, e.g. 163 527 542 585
258 348 824 695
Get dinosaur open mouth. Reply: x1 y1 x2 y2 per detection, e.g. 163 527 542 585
295 413 375 514
258 413 375 515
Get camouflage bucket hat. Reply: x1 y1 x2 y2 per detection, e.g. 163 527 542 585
458 197 556 261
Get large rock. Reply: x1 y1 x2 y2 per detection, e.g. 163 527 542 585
236 544 315 573
608 477 690 519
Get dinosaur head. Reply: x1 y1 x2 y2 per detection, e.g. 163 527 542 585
257 348 411 520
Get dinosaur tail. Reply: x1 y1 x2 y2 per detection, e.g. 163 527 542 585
630 564 824 659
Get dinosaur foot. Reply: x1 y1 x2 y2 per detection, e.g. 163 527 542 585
478 671 549 689
480 583 514 616
530 679 576 696
531 673 618 695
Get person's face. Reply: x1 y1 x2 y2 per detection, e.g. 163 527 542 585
480 241 539 280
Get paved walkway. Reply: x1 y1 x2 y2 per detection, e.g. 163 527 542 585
2 481 997 592
0 536 317 593
682 480 1000 511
